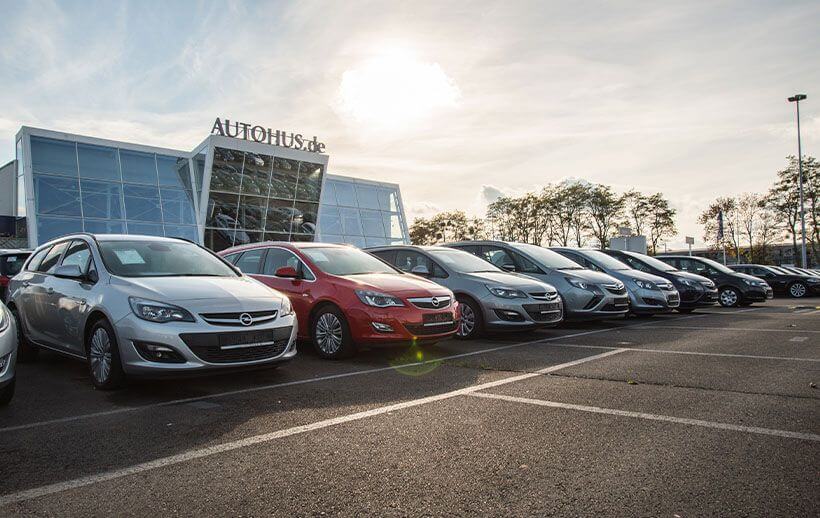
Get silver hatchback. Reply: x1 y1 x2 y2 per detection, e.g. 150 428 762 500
368 245 563 339
7 234 297 390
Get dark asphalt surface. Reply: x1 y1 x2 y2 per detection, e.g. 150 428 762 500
0 299 818 516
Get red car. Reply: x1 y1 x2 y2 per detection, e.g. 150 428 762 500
219 242 460 359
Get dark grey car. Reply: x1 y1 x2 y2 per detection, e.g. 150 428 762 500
368 245 563 339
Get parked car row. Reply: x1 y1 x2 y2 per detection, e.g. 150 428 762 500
0 234 812 406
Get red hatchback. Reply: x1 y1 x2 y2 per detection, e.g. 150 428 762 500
219 242 460 359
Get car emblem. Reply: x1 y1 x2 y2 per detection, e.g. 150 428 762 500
431 297 441 307
239 313 254 326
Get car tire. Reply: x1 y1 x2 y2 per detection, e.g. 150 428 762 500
312 306 356 359
788 281 808 298
718 287 741 308
455 296 483 340
0 378 14 406
9 306 39 363
85 318 126 390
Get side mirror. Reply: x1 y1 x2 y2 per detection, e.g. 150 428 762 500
410 265 430 276
275 266 299 279
54 264 84 280
501 264 516 272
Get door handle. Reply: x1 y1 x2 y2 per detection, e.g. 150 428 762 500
46 288 54 295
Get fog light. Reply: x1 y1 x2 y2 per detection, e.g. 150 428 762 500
134 342 185 363
493 309 526 322
0 353 8 372
371 322 395 333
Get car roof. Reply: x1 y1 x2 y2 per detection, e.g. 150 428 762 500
0 249 31 254
367 245 454 253
219 241 355 255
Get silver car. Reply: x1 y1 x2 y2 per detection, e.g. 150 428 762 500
447 241 629 319
368 245 563 339
7 234 297 390
0 301 17 405
551 247 680 315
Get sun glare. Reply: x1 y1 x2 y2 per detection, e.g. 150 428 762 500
336 49 461 131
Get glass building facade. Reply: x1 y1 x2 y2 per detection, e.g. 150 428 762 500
13 126 409 250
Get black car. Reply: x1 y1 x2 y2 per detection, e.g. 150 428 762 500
0 249 31 301
656 255 773 307
730 264 820 298
601 250 717 312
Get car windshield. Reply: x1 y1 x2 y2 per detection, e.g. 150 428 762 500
429 249 502 273
626 252 678 272
0 254 29 276
697 257 736 274
580 250 631 271
303 247 398 276
510 243 583 269
98 240 237 278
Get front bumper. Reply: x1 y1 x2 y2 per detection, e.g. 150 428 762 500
742 286 773 302
563 286 629 319
678 285 718 308
480 294 563 330
629 287 681 314
113 313 298 377
347 302 460 345
0 316 16 387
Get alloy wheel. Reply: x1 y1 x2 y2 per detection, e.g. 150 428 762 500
315 313 343 355
89 327 113 384
789 283 807 298
458 304 475 337
719 289 738 307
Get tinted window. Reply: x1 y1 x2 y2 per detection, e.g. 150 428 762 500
1 253 30 276
234 248 265 274
262 248 314 280
98 240 237 277
62 240 92 272
37 241 69 273
26 247 51 272
510 243 583 270
223 252 242 264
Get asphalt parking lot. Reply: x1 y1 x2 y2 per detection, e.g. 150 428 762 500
1 298 818 516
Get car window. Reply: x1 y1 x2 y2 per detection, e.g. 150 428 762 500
392 250 447 278
234 249 266 275
37 241 69 273
481 246 517 271
510 250 544 274
26 247 51 272
0 253 29 276
620 254 649 272
677 258 708 275
62 240 92 273
223 252 242 265
262 248 315 280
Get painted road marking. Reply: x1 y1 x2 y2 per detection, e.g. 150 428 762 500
469 392 820 442
637 325 820 334
0 350 625 507
546 342 820 362
789 336 809 343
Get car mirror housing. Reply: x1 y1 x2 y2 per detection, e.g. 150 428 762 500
275 266 300 279
410 265 430 276
53 264 84 280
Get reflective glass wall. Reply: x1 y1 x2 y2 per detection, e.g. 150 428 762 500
317 176 409 248
27 136 198 244
203 146 324 251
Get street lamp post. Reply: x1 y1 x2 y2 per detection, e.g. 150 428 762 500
788 93 808 268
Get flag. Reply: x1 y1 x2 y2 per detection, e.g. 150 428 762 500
717 210 724 241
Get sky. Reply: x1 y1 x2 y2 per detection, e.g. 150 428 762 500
0 0 818 250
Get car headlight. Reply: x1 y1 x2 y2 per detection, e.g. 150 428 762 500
700 280 715 289
678 278 695 287
0 305 8 333
355 290 404 308
486 285 528 299
280 296 294 316
633 279 658 290
742 279 765 287
806 277 820 283
129 297 195 323
566 278 590 290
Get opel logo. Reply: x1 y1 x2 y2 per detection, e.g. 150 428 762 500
430 297 441 307
239 313 254 326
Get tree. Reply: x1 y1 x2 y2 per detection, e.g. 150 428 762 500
622 190 651 237
698 197 740 258
645 193 677 255
765 156 819 266
586 184 625 248
736 192 762 263
410 211 485 245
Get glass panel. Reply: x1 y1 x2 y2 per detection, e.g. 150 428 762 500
163 225 199 242
294 201 318 236
377 188 399 212
206 191 239 228
123 184 162 222
356 184 380 209
290 233 314 242
263 232 290 242
37 216 83 243
237 195 266 231
269 157 298 200
234 247 265 274
360 209 386 237
339 207 363 235
364 237 389 248
30 137 77 176
81 180 123 219
83 219 126 234
192 151 206 198
120 149 158 185
128 222 164 237
209 147 243 193
34 174 81 216
295 162 323 202
77 144 120 180
160 188 196 225
318 206 342 235
386 213 405 239
265 198 295 234
62 240 91 271
332 180 357 206
16 173 26 217
240 153 271 196
204 228 237 252
157 155 192 190
321 234 346 244
37 241 69 272
345 236 366 248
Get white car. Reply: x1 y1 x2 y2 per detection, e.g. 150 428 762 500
0 301 17 405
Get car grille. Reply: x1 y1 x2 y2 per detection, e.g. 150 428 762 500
179 326 292 364
666 292 680 304
602 297 629 311
522 302 562 322
199 310 278 327
407 296 452 310
528 291 559 301
405 312 458 336
603 283 626 295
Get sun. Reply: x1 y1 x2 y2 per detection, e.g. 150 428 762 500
336 48 461 131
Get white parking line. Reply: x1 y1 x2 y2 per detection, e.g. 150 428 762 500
546 342 820 362
1 321 666 434
469 392 820 442
789 336 809 343
637 325 820 334
0 349 625 507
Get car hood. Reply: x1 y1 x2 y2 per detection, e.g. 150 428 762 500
111 275 284 312
610 269 671 285
558 268 620 285
671 271 712 284
339 273 451 296
735 272 766 284
461 271 556 291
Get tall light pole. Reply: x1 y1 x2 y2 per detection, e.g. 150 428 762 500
788 93 808 267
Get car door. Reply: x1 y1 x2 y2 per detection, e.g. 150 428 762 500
24 241 69 346
478 245 517 272
232 248 266 275
46 239 99 354
751 266 784 290
257 247 316 318
393 249 451 288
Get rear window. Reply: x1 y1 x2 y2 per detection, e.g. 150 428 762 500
1 253 30 276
